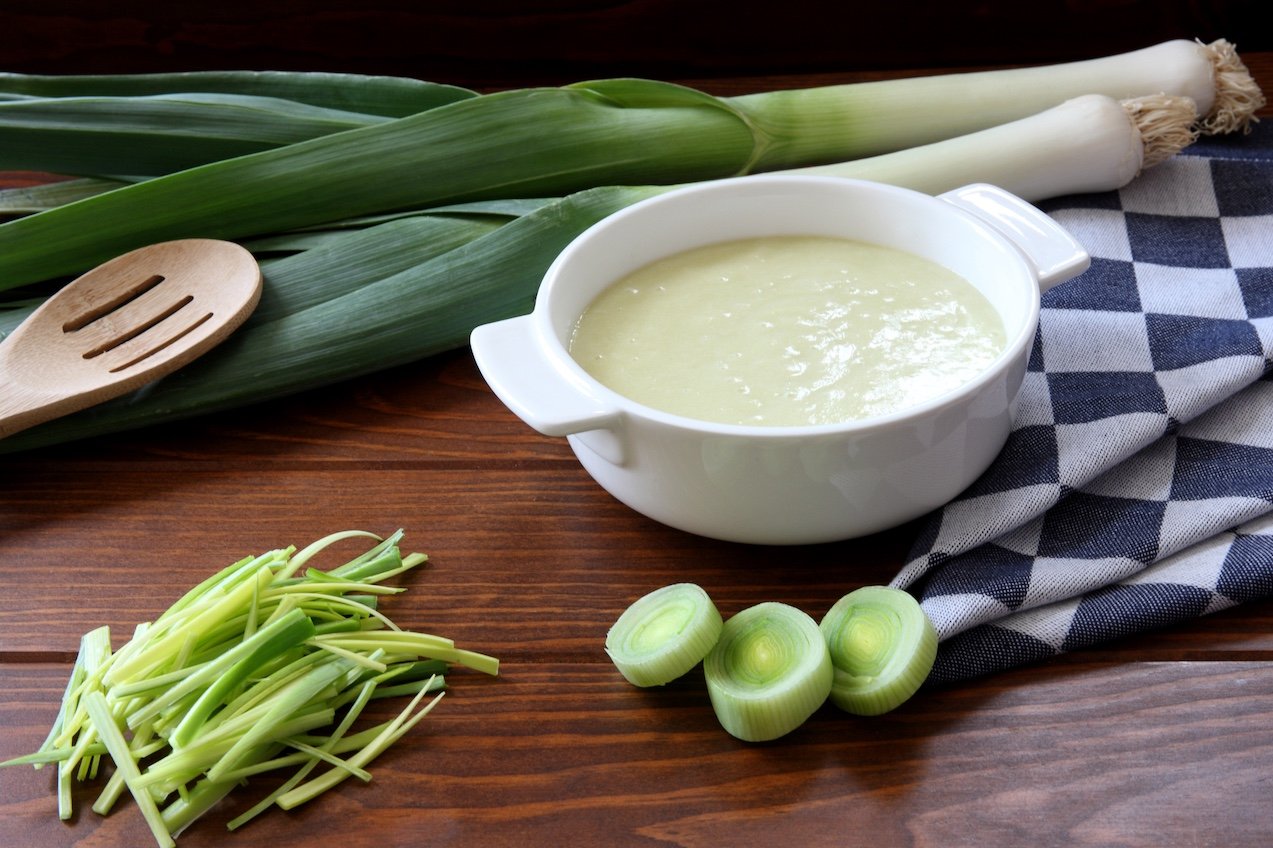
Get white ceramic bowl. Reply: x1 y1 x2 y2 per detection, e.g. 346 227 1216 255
470 176 1088 545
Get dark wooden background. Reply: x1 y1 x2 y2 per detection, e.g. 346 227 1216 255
1 1 1269 86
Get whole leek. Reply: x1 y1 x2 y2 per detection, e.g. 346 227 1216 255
0 92 1200 453
0 39 1261 289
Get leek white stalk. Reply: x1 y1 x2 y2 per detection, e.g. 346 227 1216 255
797 93 1199 202
704 602 833 742
606 583 723 687
733 38 1261 172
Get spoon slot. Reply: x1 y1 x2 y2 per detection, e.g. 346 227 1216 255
0 238 262 441
80 295 196 360
107 311 216 373
62 273 168 333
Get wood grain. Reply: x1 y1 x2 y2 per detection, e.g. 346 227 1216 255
1 22 1272 848
4 660 1273 847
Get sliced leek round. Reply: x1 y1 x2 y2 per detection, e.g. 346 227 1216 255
819 586 937 716
605 583 723 687
704 602 832 742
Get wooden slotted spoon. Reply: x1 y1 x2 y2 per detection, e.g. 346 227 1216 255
0 239 262 439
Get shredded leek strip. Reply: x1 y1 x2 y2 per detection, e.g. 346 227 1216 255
267 580 404 597
161 774 249 838
125 602 311 731
309 640 390 672
308 632 498 675
107 565 275 689
82 692 175 848
155 552 284 625
203 658 355 783
226 678 381 831
282 739 370 780
332 661 446 708
136 710 337 796
222 717 406 780
92 724 160 815
819 586 938 716
210 654 339 728
55 628 113 813
49 630 98 818
361 677 448 701
606 583 723 687
704 603 833 742
169 609 319 747
268 592 402 630
282 529 391 580
275 682 446 811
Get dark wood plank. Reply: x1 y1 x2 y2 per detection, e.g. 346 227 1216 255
0 443 917 657
5 660 1273 847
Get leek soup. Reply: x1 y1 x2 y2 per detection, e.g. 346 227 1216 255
568 235 1007 427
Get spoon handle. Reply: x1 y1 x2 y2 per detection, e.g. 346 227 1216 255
0 375 79 439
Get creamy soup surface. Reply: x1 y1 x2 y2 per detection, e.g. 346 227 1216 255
568 236 1007 427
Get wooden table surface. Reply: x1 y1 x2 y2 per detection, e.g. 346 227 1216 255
2 50 1272 848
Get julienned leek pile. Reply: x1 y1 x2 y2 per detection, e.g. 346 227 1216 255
0 531 498 848
0 39 1265 452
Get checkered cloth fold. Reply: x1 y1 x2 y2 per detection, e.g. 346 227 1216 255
892 124 1273 684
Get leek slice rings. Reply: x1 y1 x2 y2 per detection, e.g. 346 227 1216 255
819 586 936 716
704 602 833 742
605 583 723 687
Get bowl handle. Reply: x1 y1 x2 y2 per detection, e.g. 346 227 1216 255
938 184 1090 293
470 315 623 438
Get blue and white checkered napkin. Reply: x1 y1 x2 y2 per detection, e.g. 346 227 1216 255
891 124 1273 684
